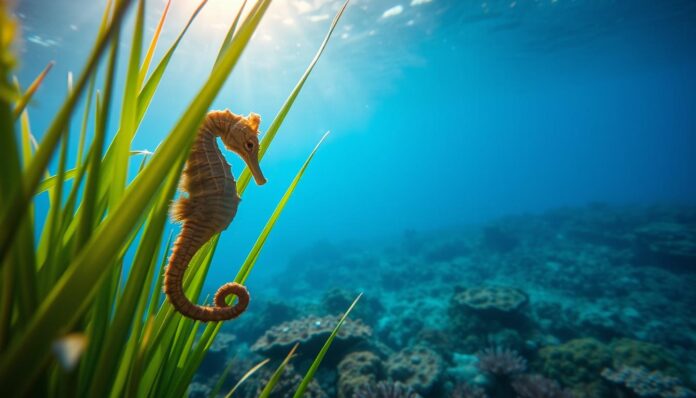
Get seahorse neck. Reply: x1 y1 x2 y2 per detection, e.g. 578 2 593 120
192 121 236 185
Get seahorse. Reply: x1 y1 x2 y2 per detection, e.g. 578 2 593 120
164 109 267 322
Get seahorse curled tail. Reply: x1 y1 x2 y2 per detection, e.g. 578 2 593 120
163 221 249 322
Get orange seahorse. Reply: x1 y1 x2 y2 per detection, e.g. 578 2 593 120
164 110 267 322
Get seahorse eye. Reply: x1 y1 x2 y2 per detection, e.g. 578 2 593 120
245 141 254 152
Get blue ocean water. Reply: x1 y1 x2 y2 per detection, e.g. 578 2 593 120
14 0 696 396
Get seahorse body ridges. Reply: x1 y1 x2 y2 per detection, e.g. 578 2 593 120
164 110 266 322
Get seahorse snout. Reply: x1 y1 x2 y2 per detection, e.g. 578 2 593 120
244 151 267 185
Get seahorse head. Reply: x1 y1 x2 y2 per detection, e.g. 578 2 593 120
215 110 267 185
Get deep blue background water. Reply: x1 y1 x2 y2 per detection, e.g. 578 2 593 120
14 0 696 293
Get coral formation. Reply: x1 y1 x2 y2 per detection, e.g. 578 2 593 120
450 383 488 398
610 338 685 379
452 286 528 313
447 353 488 386
251 315 371 359
353 381 422 398
475 347 528 397
337 351 383 398
634 222 696 273
537 338 612 397
449 286 531 352
249 364 328 398
386 346 444 395
233 299 295 342
602 366 695 398
475 347 527 377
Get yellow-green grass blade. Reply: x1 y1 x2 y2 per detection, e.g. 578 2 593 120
19 107 33 167
12 61 54 119
0 0 135 267
0 264 12 351
109 232 169 398
138 0 171 90
224 358 271 398
237 0 349 193
153 314 197 396
7 207 38 330
146 234 216 354
236 131 330 284
136 0 208 123
135 318 178 397
293 294 363 398
0 0 271 392
36 72 73 271
76 26 118 251
9 98 38 330
36 151 148 194
209 357 237 398
107 0 144 205
94 0 207 211
153 243 220 398
125 316 155 398
18 107 34 188
260 344 299 398
86 166 179 397
171 320 223 398
99 0 115 35
37 128 69 294
145 232 171 319
0 0 21 354
0 97 19 205
160 317 199 396
213 0 247 69
75 75 95 170
136 236 218 396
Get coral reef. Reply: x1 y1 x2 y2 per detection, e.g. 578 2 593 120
251 315 372 359
602 366 695 398
195 204 695 397
386 346 444 395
